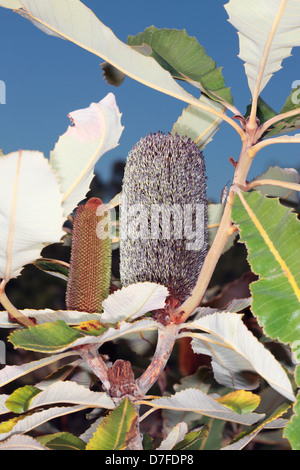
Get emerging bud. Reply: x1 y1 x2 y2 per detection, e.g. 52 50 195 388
66 197 112 313
120 132 207 303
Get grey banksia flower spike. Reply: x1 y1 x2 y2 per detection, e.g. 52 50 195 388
120 132 207 312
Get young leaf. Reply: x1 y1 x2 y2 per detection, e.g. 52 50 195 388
101 282 169 323
50 94 124 217
185 312 295 402
231 191 300 360
225 0 300 96
0 151 65 281
86 398 138 450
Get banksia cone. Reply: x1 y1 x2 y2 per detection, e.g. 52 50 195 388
120 132 207 304
66 197 111 313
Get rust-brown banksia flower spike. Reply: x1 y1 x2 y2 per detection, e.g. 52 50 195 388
66 197 112 313
120 132 207 306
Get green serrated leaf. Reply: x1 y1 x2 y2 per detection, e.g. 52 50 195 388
9 320 83 353
267 85 300 137
86 398 138 450
232 191 300 350
127 26 233 105
37 432 86 450
5 385 41 413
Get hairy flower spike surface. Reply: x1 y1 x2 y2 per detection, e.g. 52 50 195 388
66 197 112 313
120 132 207 303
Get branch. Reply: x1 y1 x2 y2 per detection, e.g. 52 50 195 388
246 179 300 193
79 344 111 393
137 324 179 395
249 134 300 158
0 280 35 328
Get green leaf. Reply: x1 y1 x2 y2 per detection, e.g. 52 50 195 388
9 320 83 353
127 26 233 105
284 366 300 450
231 191 300 353
173 425 209 450
5 385 40 413
37 432 86 450
267 85 300 137
244 92 300 139
244 96 279 130
216 390 260 415
86 398 138 450
34 258 69 281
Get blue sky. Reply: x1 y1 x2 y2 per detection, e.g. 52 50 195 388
1 0 299 201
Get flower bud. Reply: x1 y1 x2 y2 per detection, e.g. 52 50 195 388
120 132 207 303
66 197 111 312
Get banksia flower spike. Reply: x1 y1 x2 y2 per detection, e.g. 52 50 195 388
120 132 207 306
66 197 112 313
